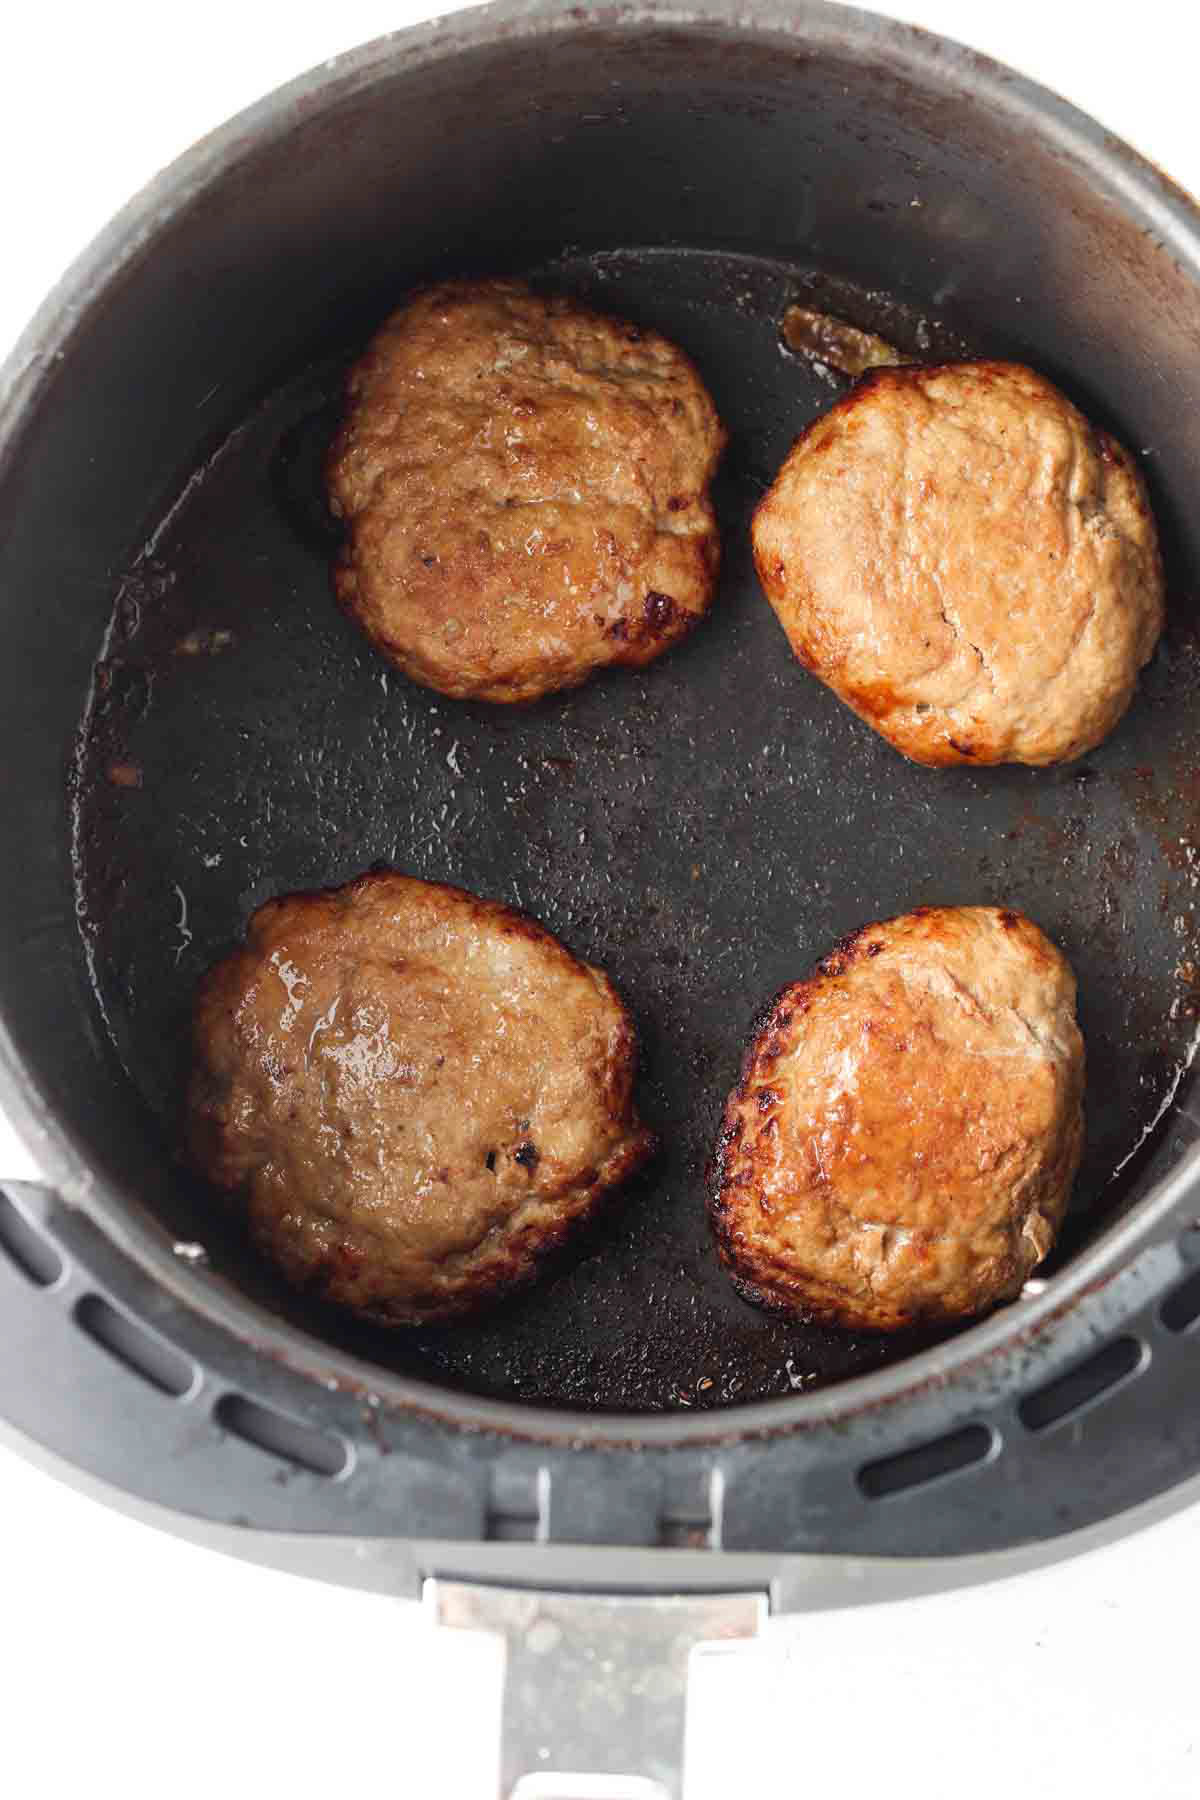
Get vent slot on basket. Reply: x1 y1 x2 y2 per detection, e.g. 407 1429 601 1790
1018 1335 1145 1432
75 1293 195 1397
0 1192 63 1288
857 1423 994 1498
1161 1268 1200 1335
215 1392 347 1477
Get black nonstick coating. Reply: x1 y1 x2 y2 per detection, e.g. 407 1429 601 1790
72 246 1200 1412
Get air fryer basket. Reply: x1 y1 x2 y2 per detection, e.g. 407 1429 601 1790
3 3 1200 1791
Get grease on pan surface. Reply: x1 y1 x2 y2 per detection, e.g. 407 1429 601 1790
73 247 1200 1412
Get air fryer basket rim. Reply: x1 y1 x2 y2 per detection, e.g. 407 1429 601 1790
3 0 1200 1454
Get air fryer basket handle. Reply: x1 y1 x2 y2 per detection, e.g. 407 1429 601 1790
426 1579 767 1800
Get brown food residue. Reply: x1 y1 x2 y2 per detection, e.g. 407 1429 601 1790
780 304 911 378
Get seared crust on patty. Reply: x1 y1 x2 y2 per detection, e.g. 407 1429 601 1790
187 871 655 1324
711 906 1084 1330
327 279 725 702
751 361 1164 765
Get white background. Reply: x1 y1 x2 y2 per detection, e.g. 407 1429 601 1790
2 3 1198 1795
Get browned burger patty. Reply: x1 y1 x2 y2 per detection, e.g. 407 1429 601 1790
326 280 725 703
711 907 1084 1330
752 361 1164 766
187 872 655 1324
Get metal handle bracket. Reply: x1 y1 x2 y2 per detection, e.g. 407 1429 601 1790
426 1578 767 1800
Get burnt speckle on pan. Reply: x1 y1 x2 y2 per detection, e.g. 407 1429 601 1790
71 247 1200 1412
